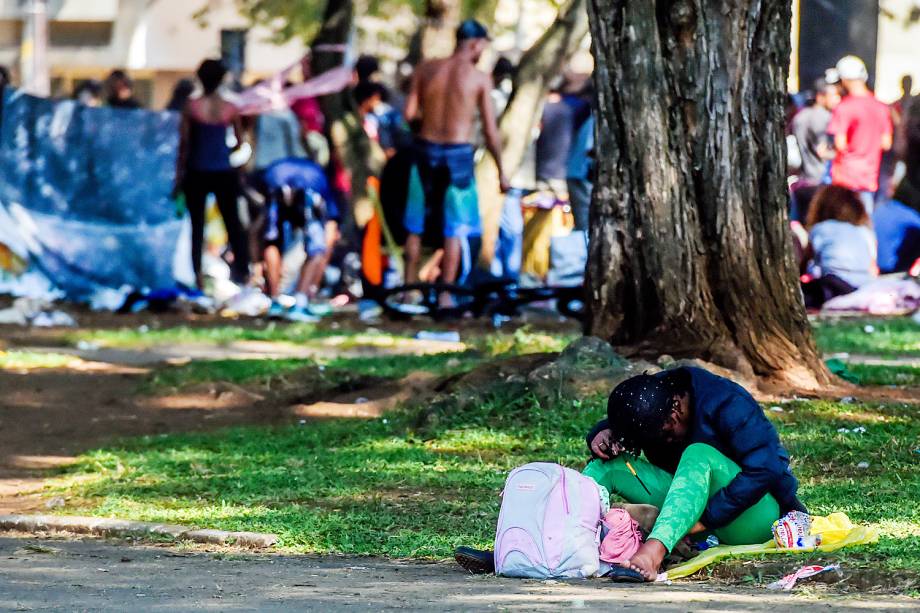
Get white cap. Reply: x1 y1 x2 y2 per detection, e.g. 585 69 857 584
835 55 868 82
824 68 840 85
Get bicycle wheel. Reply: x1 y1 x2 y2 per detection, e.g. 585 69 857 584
555 286 586 321
377 283 476 320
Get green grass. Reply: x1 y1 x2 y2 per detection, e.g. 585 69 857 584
814 317 920 358
846 363 920 387
146 352 484 390
66 321 576 357
469 326 577 357
0 350 78 370
50 389 920 575
66 323 403 349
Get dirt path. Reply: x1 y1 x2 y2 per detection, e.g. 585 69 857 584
1 536 914 611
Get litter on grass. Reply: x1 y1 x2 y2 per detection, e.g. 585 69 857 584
662 513 877 580
767 564 841 591
415 330 461 343
837 426 867 434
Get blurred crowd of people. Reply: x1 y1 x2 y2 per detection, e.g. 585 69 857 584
3 40 914 320
3 18 591 321
787 55 920 309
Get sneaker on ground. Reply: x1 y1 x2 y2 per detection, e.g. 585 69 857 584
305 302 332 317
284 305 321 323
454 547 495 575
267 302 288 320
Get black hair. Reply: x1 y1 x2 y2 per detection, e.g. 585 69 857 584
166 78 195 111
353 81 383 107
606 368 691 454
0 65 10 88
492 57 515 83
107 69 131 86
73 79 103 100
355 55 380 83
196 59 227 95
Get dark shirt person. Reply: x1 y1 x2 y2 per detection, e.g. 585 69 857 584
792 78 841 184
105 69 142 109
584 368 805 580
901 94 920 201
535 88 575 192
452 366 804 578
175 59 249 289
166 78 195 112
790 78 842 221
402 20 508 301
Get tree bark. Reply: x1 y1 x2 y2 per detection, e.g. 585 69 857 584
311 0 384 235
476 0 589 264
586 0 830 388
421 0 463 59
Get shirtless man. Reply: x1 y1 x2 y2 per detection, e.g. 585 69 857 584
402 20 509 298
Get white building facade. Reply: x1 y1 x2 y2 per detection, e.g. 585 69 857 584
0 0 306 107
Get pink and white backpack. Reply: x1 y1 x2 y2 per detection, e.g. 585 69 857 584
493 462 608 579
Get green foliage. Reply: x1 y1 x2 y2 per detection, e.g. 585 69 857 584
196 1 328 42
213 0 503 44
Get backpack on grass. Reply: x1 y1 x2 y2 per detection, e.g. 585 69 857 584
493 462 607 579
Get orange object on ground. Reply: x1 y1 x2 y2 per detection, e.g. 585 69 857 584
363 211 383 286
362 177 384 286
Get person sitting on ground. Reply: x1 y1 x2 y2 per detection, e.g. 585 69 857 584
582 368 806 580
873 177 920 274
453 367 806 580
255 156 341 322
800 184 877 309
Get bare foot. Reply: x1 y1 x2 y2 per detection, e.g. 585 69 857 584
621 539 667 581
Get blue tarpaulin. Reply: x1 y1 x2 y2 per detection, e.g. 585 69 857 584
0 88 187 302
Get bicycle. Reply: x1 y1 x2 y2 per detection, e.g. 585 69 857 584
371 278 586 322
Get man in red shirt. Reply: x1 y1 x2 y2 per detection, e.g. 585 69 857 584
826 55 893 214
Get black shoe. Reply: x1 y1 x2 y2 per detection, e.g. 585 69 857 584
606 565 646 583
454 546 495 575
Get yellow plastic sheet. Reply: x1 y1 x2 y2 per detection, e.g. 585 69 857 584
664 513 879 580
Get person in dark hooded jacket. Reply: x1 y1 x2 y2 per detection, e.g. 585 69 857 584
584 367 806 580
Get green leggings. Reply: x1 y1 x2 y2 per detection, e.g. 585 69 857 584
582 443 779 552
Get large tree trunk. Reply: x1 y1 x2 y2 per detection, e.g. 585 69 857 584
311 0 384 235
586 0 830 388
477 0 589 264
404 0 463 66
421 0 463 59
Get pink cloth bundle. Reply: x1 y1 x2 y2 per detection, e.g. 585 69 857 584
598 508 643 564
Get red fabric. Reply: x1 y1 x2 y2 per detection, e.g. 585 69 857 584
291 97 325 133
827 93 892 192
